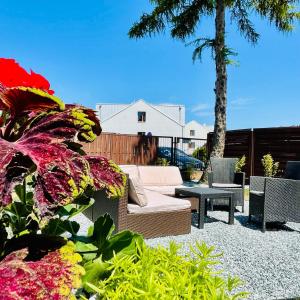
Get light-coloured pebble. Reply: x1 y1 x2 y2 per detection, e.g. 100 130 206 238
73 202 300 300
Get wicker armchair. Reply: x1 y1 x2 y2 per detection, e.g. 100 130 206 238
249 161 300 232
208 157 245 212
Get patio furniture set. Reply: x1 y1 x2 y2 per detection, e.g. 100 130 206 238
85 159 300 238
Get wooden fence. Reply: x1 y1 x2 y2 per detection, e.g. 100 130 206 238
81 133 159 165
207 127 300 177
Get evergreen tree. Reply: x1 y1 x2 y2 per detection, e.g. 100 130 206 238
129 0 300 157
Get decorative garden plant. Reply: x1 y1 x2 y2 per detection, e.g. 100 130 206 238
0 59 247 299
0 58 142 299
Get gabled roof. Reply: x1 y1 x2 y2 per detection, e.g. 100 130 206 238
100 99 184 126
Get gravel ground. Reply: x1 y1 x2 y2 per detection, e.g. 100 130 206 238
73 201 300 300
147 202 300 300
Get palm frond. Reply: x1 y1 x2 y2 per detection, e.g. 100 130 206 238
186 38 215 62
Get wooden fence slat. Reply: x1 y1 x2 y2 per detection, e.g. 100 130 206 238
207 127 300 177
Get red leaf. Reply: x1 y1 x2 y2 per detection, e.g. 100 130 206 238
0 242 84 300
0 58 54 94
0 106 125 215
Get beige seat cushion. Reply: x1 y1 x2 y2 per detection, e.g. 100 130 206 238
128 176 147 207
144 185 186 196
119 165 140 179
138 166 183 186
212 183 242 188
127 190 190 214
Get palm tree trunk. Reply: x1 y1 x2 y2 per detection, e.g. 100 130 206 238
211 0 227 158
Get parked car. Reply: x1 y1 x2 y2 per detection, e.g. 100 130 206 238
157 147 204 170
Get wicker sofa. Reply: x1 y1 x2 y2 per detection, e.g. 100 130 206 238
85 165 192 238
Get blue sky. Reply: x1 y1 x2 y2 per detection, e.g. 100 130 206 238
0 0 299 129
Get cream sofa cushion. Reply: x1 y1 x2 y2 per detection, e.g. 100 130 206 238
138 166 183 186
127 190 190 214
119 165 140 178
144 185 186 196
128 176 147 207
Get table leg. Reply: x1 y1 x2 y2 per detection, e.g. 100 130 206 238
228 196 234 225
198 197 206 229
205 198 208 216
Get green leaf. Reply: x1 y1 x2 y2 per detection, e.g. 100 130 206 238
92 214 115 252
101 230 144 261
0 222 7 254
75 241 98 261
82 257 110 291
42 219 80 236
3 233 66 260
14 184 26 202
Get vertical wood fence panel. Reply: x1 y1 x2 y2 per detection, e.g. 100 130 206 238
81 133 159 165
253 127 300 176
207 127 300 177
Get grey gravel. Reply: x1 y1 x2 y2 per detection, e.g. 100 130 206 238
147 202 300 300
73 202 300 300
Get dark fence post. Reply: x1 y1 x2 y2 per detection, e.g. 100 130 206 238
250 129 254 177
170 137 174 165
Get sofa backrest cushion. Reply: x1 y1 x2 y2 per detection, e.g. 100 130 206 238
128 176 148 207
119 165 140 179
138 166 183 186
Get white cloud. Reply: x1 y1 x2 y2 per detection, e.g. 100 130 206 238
230 97 253 110
191 103 213 117
191 103 211 113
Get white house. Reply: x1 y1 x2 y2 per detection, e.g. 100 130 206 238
183 120 213 154
95 99 213 154
96 99 185 137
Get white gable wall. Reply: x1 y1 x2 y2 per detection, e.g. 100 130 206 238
184 120 213 140
101 100 183 137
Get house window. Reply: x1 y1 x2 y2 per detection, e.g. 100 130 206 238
189 142 195 149
137 132 145 136
190 130 195 136
138 111 146 122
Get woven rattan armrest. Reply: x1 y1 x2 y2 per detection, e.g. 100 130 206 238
265 177 300 200
250 176 266 192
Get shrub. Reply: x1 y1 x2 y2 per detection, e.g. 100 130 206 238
86 241 248 300
155 157 170 166
261 154 279 177
192 144 207 165
235 155 246 172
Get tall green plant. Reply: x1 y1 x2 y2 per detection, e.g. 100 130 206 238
235 155 246 173
129 1 300 158
261 154 279 177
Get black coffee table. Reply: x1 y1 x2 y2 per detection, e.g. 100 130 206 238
175 187 234 229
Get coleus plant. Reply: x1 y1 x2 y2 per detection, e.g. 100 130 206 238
0 58 126 218
0 242 85 300
0 59 135 299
